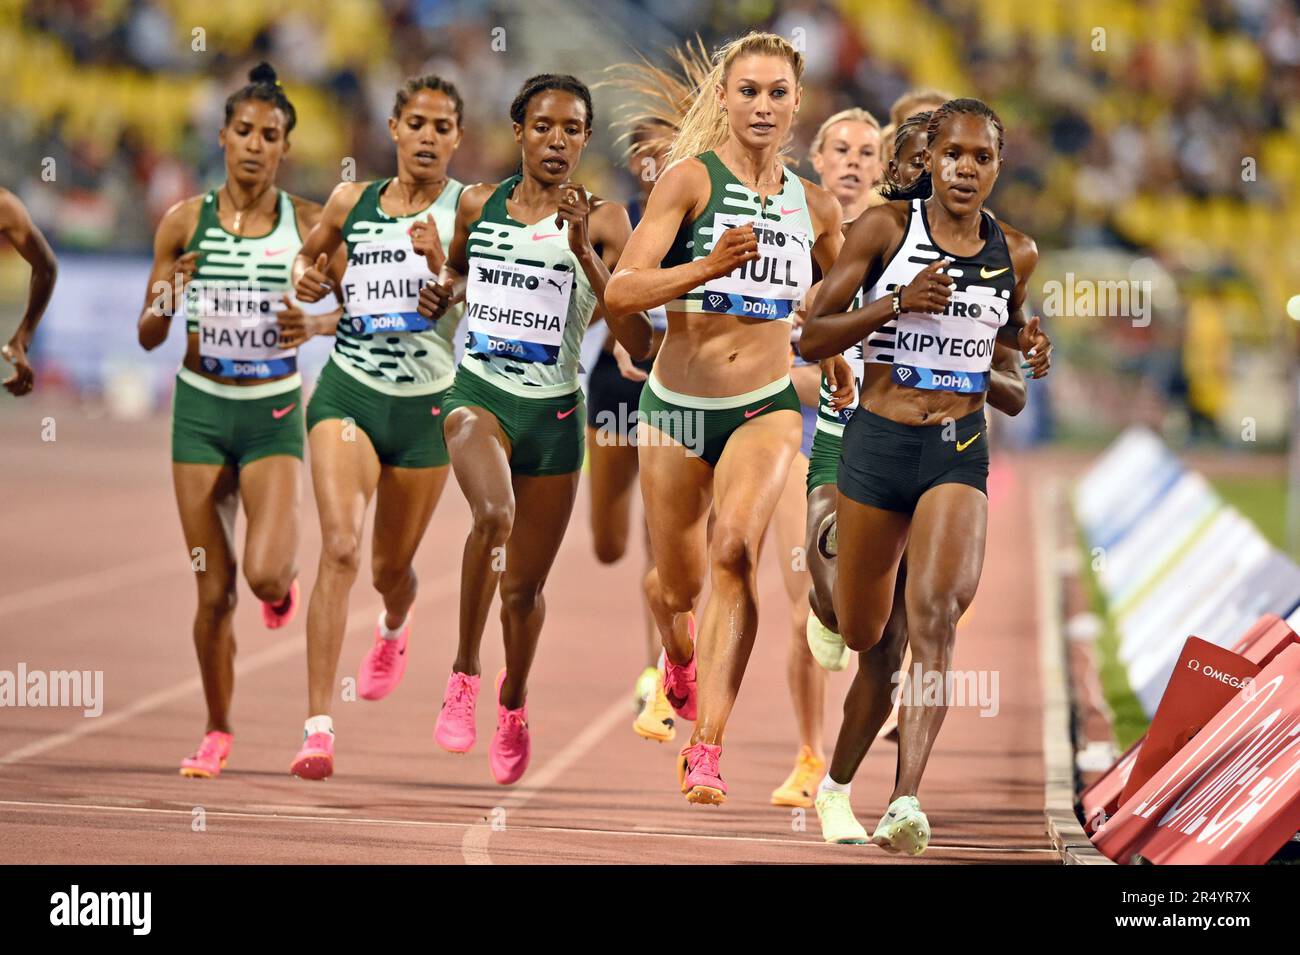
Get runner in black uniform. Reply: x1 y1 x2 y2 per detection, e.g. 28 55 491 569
801 99 1051 852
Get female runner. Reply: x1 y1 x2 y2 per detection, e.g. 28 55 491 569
605 31 844 805
800 98 1051 852
423 74 651 785
137 64 334 778
289 75 466 779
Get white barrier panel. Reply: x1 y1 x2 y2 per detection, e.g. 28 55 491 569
1119 511 1267 664
1099 472 1219 605
1075 427 1179 543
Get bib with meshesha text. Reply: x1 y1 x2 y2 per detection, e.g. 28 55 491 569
464 259 573 364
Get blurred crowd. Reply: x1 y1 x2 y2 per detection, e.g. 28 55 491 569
2 0 1298 441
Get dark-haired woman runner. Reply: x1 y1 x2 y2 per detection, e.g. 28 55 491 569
138 63 335 778
801 99 1051 853
288 75 467 779
423 74 651 785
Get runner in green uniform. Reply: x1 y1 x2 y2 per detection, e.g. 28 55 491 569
604 32 845 806
287 75 467 780
137 63 338 779
420 74 651 785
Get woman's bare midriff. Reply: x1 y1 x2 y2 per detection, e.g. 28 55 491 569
181 333 297 386
651 310 793 398
858 364 986 425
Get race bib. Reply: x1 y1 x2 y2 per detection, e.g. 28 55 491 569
192 284 296 379
889 289 1005 393
891 364 989 393
341 239 434 335
701 214 813 320
463 258 572 364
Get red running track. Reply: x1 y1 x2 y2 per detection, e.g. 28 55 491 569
0 396 1056 864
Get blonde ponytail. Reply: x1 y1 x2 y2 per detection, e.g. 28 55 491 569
603 32 805 168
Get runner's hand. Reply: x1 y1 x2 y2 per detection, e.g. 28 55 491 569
295 253 333 303
417 280 452 320
703 222 759 281
409 214 445 274
157 250 198 316
899 257 953 313
2 340 34 396
556 182 593 257
820 354 855 410
613 340 648 382
1018 315 1051 379
275 295 311 349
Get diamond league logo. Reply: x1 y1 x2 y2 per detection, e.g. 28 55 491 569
202 357 219 373
350 317 366 334
896 366 913 382
706 292 727 311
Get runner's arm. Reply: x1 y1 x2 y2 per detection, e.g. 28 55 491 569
586 199 652 360
138 199 198 351
0 189 57 395
605 159 756 318
987 343 1025 416
799 205 902 360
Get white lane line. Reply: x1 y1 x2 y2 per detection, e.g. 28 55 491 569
0 551 180 618
0 799 1059 854
0 577 455 768
460 694 630 864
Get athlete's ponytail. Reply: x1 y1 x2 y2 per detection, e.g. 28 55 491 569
667 32 804 165
600 37 711 161
225 61 297 135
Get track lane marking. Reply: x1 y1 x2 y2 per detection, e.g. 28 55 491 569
460 693 632 864
0 799 1059 854
0 577 455 768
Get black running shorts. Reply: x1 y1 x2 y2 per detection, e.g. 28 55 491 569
837 408 989 513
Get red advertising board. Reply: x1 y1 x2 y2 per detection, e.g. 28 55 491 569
1093 644 1300 864
1118 637 1260 805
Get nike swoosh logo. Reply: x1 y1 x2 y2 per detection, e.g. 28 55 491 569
271 403 297 419
556 405 578 419
743 402 773 419
979 266 1009 279
956 432 981 451
532 232 562 241
780 207 799 216
264 247 290 257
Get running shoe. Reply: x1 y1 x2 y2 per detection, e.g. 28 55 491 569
632 666 676 743
871 795 931 856
678 742 726 805
816 513 838 559
261 578 299 629
434 670 480 753
806 609 849 671
357 613 411 701
633 665 658 709
290 731 334 780
815 789 869 844
489 669 530 785
179 730 232 779
663 614 697 720
770 745 826 807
